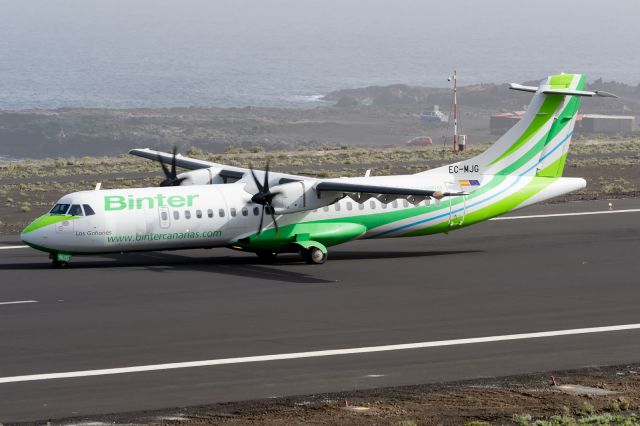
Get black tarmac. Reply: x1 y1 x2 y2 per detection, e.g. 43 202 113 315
1 198 639 422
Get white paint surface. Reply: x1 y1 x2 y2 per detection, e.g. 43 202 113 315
0 300 38 306
1 323 640 384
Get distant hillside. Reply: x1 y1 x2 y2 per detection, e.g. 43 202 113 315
1 80 637 159
324 79 640 114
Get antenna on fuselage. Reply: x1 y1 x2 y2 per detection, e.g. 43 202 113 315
95 182 102 191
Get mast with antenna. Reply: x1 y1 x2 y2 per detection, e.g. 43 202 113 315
448 70 465 152
450 70 458 152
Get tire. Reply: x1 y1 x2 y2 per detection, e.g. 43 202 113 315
306 246 327 265
52 260 68 268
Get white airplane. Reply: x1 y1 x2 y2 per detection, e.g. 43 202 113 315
21 74 615 267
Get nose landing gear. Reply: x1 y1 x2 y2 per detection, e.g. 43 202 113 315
50 253 72 268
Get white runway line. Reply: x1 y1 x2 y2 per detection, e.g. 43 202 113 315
2 323 640 384
0 300 38 306
491 208 640 221
0 245 28 250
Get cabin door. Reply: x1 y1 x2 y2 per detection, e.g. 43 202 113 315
447 182 466 227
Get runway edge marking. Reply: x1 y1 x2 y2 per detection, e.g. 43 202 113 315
2 323 640 384
490 208 640 221
0 245 28 250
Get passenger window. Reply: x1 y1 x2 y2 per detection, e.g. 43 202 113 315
403 200 409 208
161 211 168 221
230 208 237 217
185 210 191 219
392 200 398 208
323 206 329 212
83 204 96 216
219 208 225 217
347 202 353 211
207 209 213 218
253 206 260 216
174 211 180 220
370 200 376 209
68 204 84 216
196 209 202 219
335 203 341 212
241 207 248 216
358 203 365 210
50 204 70 215
381 202 387 209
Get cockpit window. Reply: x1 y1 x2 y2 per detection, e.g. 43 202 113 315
68 204 84 216
50 204 70 215
83 204 95 216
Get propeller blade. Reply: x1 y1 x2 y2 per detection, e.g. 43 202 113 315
268 206 279 238
263 160 270 193
170 146 178 179
257 205 265 235
157 154 172 179
249 164 263 193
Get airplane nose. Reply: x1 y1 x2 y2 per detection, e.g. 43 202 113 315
20 223 36 246
20 229 32 245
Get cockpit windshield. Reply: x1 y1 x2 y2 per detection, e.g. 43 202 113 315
49 204 70 215
68 204 84 216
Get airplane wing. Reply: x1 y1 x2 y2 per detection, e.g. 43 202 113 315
129 148 315 184
314 181 466 199
129 148 246 180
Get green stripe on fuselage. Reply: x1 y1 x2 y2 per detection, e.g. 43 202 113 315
21 214 80 235
241 174 510 249
399 176 557 237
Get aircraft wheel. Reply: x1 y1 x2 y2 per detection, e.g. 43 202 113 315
304 246 327 265
52 259 69 268
256 251 278 262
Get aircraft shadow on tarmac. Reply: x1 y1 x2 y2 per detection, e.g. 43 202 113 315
0 249 479 284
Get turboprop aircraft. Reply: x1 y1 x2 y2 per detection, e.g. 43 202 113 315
21 74 616 267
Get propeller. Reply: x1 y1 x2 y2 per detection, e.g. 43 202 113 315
158 147 186 187
249 161 280 236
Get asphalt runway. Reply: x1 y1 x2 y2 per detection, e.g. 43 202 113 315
1 198 640 422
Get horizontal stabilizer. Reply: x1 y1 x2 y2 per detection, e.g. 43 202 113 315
509 83 538 93
509 83 618 98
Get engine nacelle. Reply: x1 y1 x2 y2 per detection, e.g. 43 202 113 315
177 168 226 185
270 181 340 214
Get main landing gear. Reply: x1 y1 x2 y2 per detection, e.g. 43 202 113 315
254 243 328 264
299 246 328 264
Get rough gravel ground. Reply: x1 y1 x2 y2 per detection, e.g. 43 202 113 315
1 139 638 236
27 364 640 425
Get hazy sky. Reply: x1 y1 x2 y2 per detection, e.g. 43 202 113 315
0 0 638 108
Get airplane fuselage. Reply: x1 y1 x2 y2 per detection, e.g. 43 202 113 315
20 172 585 257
